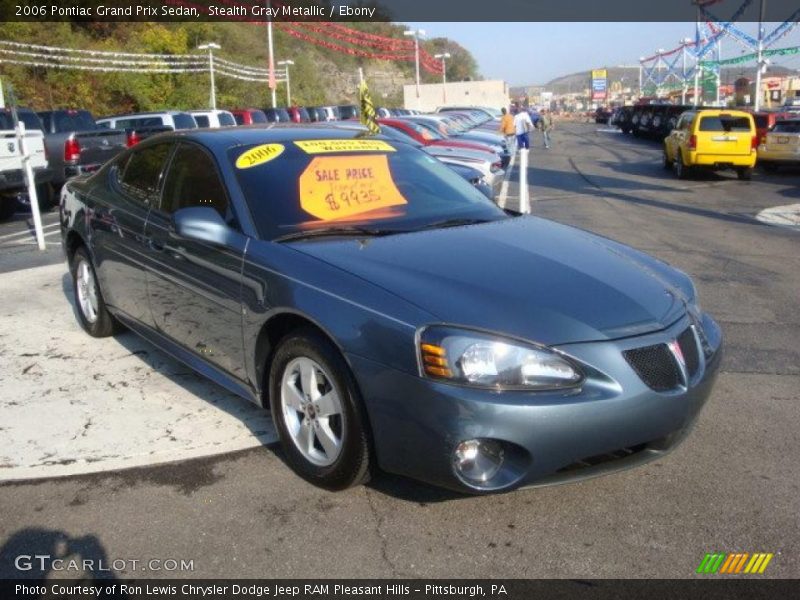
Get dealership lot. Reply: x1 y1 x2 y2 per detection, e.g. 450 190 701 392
1 122 798 578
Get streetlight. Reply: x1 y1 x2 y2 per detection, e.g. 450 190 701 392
434 52 450 103
277 59 294 106
639 56 645 95
404 28 426 105
197 42 221 109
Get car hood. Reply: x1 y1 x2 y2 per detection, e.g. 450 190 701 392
291 217 688 345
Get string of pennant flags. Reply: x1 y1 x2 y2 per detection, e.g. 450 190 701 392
0 40 286 83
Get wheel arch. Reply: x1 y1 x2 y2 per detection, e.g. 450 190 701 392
252 310 354 409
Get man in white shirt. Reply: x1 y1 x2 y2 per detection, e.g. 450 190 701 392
513 109 533 150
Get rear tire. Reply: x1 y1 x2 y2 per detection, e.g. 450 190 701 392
269 328 372 491
70 246 121 338
675 156 691 179
736 167 752 181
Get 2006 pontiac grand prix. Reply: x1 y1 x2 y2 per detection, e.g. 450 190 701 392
60 127 722 494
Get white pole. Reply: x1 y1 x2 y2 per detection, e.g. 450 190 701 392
285 64 291 106
267 1 276 108
442 56 447 103
414 36 421 103
208 49 216 109
358 67 364 85
519 148 530 214
694 63 700 107
0 78 4 109
682 45 688 104
754 0 765 111
17 122 45 250
716 38 722 105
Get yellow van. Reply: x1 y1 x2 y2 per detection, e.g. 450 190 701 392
664 109 757 180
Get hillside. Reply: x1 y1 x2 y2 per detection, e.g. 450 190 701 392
0 21 479 114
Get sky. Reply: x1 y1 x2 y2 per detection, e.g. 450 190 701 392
407 22 800 85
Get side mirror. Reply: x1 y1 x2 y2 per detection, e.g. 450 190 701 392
172 206 232 246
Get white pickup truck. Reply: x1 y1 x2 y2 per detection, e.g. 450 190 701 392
0 110 53 221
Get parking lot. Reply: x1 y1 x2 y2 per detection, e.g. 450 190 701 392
1 121 798 579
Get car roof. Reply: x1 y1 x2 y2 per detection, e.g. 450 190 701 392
139 124 397 151
100 111 191 119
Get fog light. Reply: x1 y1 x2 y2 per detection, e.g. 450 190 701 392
453 439 505 485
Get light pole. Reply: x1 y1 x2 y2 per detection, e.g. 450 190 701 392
754 0 766 111
266 0 276 108
404 28 425 106
656 49 665 97
277 59 294 106
434 52 450 103
639 56 645 97
198 42 220 109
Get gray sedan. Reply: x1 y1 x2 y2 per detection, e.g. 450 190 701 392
61 127 722 493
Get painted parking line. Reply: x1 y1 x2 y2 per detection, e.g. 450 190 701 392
0 229 62 246
0 222 60 241
756 203 800 231
497 151 516 209
0 263 277 482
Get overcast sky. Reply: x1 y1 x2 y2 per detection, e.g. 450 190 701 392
407 22 800 85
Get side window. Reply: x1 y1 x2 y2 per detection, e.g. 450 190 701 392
160 143 229 219
194 115 210 128
119 143 172 205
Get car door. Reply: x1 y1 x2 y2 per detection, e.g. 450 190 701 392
91 143 172 327
143 141 248 381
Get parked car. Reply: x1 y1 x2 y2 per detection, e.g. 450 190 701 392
38 109 127 190
313 106 340 122
402 115 510 168
751 110 792 145
230 109 268 126
337 105 359 120
594 107 613 124
0 108 52 219
189 109 237 128
61 126 721 494
97 111 198 132
664 109 757 180
263 108 292 123
379 118 503 159
379 123 504 198
757 118 800 170
287 107 311 123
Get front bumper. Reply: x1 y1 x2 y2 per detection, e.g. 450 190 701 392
350 312 722 493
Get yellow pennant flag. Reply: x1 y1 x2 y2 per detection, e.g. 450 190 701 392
359 80 380 135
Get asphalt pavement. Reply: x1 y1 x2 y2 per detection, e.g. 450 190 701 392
1 123 798 579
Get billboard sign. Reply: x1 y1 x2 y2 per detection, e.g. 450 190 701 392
592 69 608 101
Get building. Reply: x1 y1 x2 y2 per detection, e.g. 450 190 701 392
403 80 509 111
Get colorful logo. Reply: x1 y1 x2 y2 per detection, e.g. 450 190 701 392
696 552 774 574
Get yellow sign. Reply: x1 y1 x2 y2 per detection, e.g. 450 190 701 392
592 69 608 79
294 139 396 154
298 155 407 221
235 144 285 169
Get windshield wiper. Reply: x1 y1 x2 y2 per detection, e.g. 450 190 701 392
274 226 402 243
416 217 495 231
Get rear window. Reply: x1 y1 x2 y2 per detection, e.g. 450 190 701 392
250 110 267 123
338 106 359 120
173 113 197 130
219 112 236 127
229 139 502 240
772 121 800 133
117 117 163 129
51 110 97 132
698 116 752 132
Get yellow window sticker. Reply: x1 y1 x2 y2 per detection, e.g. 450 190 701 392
298 155 407 221
235 144 285 169
294 139 396 154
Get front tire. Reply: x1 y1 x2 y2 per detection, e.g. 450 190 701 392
70 246 121 337
269 328 372 490
663 147 674 170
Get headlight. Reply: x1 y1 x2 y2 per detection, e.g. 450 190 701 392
418 326 583 390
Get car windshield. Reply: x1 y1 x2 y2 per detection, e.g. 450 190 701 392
413 119 452 138
772 120 800 133
698 116 751 132
338 106 359 120
52 110 97 132
230 138 506 241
